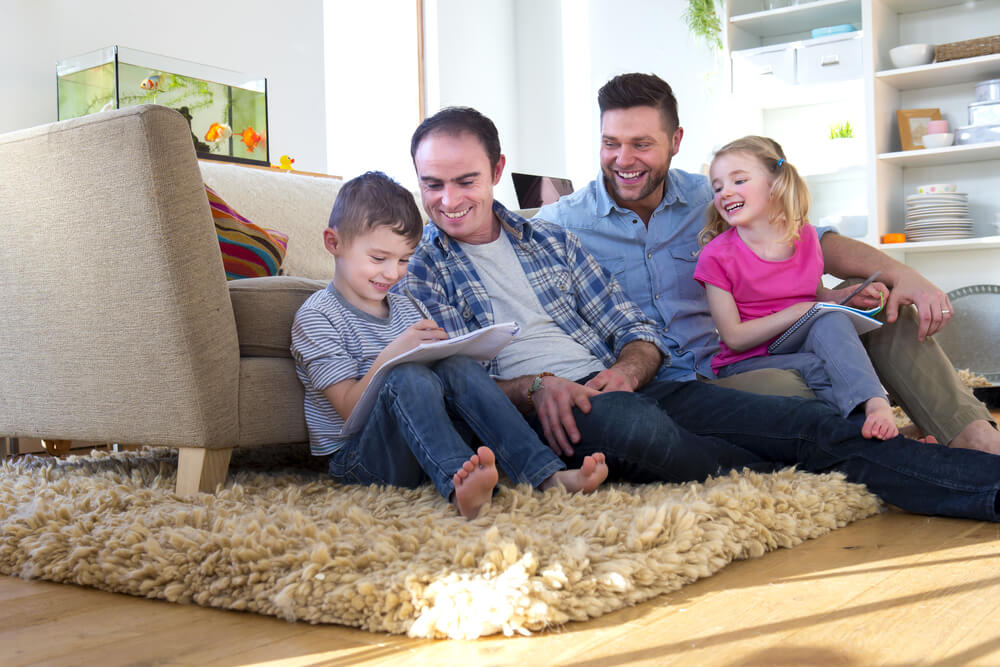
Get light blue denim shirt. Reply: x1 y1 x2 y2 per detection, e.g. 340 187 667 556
537 169 838 381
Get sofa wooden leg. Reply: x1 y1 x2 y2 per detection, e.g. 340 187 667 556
176 447 233 496
42 439 73 457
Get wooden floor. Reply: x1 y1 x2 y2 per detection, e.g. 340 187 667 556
3 508 1000 665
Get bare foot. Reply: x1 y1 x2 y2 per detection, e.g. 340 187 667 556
948 420 1000 455
862 398 899 440
540 453 609 493
451 446 498 519
898 424 940 444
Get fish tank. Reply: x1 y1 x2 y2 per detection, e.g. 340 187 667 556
57 45 268 166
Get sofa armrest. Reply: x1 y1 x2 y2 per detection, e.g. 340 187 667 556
0 105 240 448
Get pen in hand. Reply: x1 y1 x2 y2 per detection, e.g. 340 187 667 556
404 287 434 321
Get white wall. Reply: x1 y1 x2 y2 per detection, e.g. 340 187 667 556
424 0 727 206
0 0 328 172
323 0 421 188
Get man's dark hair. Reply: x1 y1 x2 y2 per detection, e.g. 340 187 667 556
598 73 679 134
410 106 502 171
328 171 423 245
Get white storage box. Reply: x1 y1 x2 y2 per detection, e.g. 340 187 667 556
969 100 1000 126
732 44 796 96
798 33 863 85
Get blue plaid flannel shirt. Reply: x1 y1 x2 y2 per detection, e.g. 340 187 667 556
397 201 670 377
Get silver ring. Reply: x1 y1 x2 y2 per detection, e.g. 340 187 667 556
941 309 951 314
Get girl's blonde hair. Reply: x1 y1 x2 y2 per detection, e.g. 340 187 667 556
698 135 810 247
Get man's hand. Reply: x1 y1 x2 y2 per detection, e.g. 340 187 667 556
883 272 953 339
532 376 600 457
584 367 637 392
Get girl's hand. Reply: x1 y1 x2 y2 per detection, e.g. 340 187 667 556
841 281 888 309
381 319 447 359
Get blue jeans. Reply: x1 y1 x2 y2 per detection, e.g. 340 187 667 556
719 312 888 417
328 356 565 500
556 379 1000 522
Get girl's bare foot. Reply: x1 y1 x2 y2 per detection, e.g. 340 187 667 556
451 446 498 519
540 452 609 493
862 397 899 440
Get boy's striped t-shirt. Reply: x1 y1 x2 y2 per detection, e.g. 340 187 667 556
291 284 421 455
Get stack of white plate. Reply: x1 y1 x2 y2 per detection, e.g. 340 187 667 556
904 192 975 241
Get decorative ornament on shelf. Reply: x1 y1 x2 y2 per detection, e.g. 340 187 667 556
276 155 295 171
683 0 723 51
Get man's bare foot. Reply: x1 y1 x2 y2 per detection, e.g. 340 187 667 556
948 420 1000 455
862 397 899 440
898 424 940 444
540 453 609 493
451 446 498 519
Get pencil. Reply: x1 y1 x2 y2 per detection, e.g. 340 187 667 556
404 287 433 320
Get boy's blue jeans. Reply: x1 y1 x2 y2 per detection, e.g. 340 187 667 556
328 356 565 500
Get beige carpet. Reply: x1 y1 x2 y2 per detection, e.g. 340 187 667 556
0 445 881 639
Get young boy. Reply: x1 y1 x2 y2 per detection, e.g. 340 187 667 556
290 171 608 519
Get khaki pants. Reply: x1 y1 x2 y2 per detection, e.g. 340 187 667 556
705 305 993 444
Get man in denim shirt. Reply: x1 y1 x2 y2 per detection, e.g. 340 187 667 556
537 72 999 455
398 105 1000 522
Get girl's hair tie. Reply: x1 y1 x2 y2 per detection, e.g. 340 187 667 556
776 158 785 167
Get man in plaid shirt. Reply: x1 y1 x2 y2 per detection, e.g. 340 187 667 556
397 106 1000 521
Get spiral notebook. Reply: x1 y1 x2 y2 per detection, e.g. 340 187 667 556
768 303 882 354
340 321 520 436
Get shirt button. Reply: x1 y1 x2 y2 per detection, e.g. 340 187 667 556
633 219 638 224
663 327 669 333
655 294 660 300
647 252 652 259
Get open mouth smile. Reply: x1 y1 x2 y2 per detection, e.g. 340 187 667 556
441 207 471 220
724 202 744 214
615 170 645 182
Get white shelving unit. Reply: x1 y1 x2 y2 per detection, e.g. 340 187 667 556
726 0 1000 292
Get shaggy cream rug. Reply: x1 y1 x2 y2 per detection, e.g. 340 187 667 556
0 446 881 639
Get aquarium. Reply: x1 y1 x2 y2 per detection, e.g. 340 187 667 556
57 46 268 165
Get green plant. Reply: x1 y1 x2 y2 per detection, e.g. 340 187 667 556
684 0 723 51
829 121 854 139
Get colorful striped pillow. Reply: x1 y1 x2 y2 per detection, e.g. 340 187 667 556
206 185 290 280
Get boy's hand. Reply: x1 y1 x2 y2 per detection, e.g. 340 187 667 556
382 320 447 358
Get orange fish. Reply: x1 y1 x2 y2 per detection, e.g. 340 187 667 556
139 74 161 91
204 122 232 143
239 127 263 152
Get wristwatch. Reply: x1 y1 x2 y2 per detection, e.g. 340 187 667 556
527 372 554 410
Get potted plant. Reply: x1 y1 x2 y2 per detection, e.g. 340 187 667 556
684 0 723 50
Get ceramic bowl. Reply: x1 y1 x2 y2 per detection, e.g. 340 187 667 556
889 43 935 68
921 132 954 149
917 183 958 194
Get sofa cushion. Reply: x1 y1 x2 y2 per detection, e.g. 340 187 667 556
229 276 327 357
207 185 289 279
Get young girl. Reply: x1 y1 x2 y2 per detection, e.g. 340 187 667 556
693 135 898 440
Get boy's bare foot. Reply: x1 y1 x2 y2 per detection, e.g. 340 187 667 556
451 446 498 519
540 452 609 493
862 397 899 440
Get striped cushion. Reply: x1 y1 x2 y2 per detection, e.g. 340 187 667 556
206 185 289 279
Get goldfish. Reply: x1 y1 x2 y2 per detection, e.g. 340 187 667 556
139 74 161 91
204 122 233 143
277 155 295 170
239 126 263 152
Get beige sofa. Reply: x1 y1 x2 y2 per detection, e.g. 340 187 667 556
0 105 342 494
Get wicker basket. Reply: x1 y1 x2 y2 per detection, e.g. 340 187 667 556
935 34 1000 62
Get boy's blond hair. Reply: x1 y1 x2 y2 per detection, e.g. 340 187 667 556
699 135 810 247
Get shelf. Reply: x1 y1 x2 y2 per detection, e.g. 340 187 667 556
878 140 1000 167
878 235 1000 253
878 0 972 12
876 54 1000 91
730 0 861 39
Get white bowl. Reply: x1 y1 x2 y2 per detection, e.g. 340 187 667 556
917 183 958 193
921 132 954 149
889 43 935 68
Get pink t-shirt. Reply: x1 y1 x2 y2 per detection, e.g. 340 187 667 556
693 224 823 374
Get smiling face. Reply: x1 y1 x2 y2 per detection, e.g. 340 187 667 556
326 226 416 317
413 130 505 245
709 151 776 229
599 105 682 217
